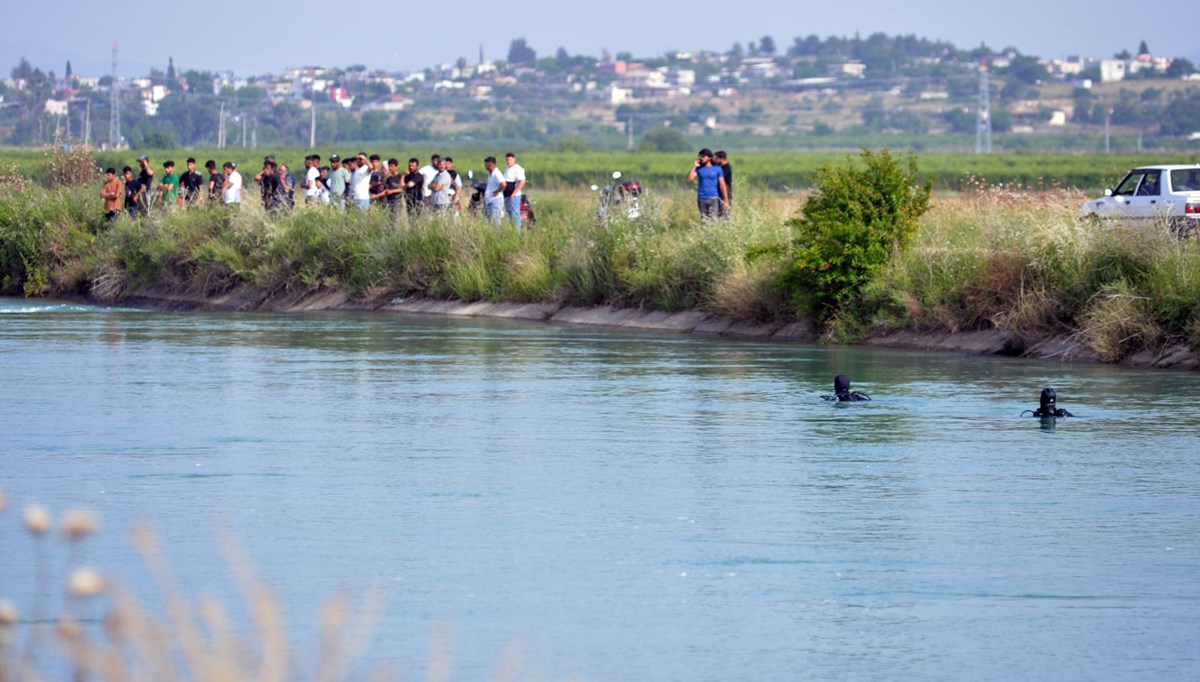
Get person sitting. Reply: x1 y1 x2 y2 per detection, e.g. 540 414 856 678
1022 387 1075 418
823 374 871 402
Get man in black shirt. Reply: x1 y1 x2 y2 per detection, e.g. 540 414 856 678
179 157 204 205
383 158 405 214
205 160 223 202
258 161 284 213
715 150 732 217
122 166 141 218
136 155 154 211
402 158 424 217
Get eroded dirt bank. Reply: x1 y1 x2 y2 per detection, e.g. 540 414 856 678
98 286 1200 371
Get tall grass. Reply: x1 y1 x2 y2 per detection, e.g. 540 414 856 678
864 183 1200 356
2 169 1198 359
0 490 516 681
0 181 801 318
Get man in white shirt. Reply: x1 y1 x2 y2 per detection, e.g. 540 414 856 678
483 156 506 224
348 156 372 211
304 154 322 205
503 152 526 228
428 158 453 212
418 154 442 205
222 162 242 204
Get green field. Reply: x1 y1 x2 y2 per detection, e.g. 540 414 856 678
4 146 1198 192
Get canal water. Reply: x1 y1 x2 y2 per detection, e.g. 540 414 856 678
1 297 1197 681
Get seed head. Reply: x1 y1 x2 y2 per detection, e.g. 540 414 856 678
61 509 99 542
56 617 82 641
0 600 17 628
24 505 51 537
68 568 105 599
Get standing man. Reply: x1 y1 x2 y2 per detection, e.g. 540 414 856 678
327 155 349 208
222 162 242 205
205 160 223 203
379 158 405 214
402 158 424 217
100 167 123 222
159 161 180 209
444 157 463 212
686 148 727 220
179 158 204 205
503 152 526 228
279 164 296 210
136 155 155 212
483 156 507 224
122 166 141 218
258 161 282 213
714 150 733 217
418 154 441 207
304 154 322 205
349 155 372 211
428 158 453 213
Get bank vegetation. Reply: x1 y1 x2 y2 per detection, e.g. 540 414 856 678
2 148 1199 365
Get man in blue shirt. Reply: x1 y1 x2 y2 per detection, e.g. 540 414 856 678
686 148 728 219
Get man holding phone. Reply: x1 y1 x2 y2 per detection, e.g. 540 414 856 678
686 148 728 220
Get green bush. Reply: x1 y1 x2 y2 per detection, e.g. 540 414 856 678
779 148 931 324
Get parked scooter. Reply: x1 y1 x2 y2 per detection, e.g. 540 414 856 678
593 171 643 222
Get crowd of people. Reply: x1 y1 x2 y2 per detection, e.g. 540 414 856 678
102 147 737 224
101 151 530 228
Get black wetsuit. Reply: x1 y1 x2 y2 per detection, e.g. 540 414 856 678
1027 407 1074 418
823 374 871 402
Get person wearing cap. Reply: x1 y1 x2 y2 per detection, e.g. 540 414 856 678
205 160 223 203
159 161 180 208
136 155 154 211
179 158 204 205
327 155 349 208
222 162 242 204
100 167 123 222
686 148 728 219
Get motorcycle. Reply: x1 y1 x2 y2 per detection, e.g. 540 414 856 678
466 170 536 227
592 171 643 222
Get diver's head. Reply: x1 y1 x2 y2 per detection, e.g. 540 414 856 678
1040 387 1057 410
834 374 851 395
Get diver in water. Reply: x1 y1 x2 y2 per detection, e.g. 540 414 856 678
1022 387 1075 418
823 374 871 402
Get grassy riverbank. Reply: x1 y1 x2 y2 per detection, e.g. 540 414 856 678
2 175 1199 364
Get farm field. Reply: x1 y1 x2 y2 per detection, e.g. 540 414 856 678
3 146 1197 192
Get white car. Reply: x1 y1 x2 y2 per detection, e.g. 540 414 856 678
1079 164 1200 236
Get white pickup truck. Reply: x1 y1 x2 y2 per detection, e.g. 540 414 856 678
1079 164 1200 236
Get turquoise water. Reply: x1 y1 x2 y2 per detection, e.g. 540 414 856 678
1 297 1198 681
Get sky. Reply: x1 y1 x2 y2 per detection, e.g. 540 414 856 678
4 0 1197 78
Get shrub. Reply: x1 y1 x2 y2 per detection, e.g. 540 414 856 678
779 148 931 323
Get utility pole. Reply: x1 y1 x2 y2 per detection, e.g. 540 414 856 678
218 101 226 148
975 58 992 154
84 98 91 145
242 115 247 148
109 38 121 148
309 105 316 148
627 114 634 151
1104 108 1112 153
